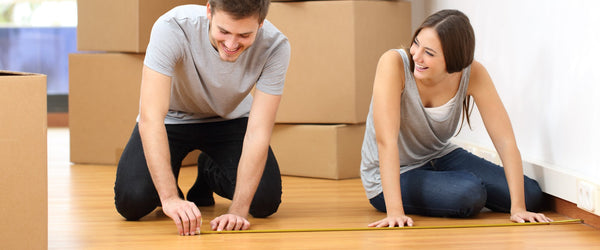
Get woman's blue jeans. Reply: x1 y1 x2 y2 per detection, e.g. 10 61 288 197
369 148 546 218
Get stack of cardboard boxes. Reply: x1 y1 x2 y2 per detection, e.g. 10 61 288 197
70 1 411 180
70 0 204 165
267 1 411 179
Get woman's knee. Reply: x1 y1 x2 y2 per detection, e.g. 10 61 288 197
402 170 486 218
524 177 547 212
454 182 487 217
444 174 487 217
369 193 387 213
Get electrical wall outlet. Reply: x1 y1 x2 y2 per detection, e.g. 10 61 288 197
576 180 596 213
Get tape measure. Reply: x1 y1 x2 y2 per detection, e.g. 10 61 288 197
200 219 582 234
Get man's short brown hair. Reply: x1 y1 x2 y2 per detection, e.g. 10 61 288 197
208 0 270 23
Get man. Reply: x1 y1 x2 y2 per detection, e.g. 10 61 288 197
114 0 290 235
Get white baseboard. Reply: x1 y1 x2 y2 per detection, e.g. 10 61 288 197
521 160 577 203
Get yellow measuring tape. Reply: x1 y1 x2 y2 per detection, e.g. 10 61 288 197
200 219 582 234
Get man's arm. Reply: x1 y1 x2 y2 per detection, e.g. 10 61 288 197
138 66 202 235
210 89 281 231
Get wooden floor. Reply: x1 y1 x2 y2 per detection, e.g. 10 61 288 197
48 128 600 249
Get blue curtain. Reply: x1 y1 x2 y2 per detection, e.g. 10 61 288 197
0 27 77 94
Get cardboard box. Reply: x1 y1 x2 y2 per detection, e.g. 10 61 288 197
0 71 47 249
267 1 411 123
270 123 365 179
69 53 199 165
77 0 205 52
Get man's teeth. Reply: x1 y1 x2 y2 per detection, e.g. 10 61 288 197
224 46 239 52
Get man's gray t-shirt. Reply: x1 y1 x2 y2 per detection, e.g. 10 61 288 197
143 5 290 124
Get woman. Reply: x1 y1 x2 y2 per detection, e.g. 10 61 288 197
360 9 551 227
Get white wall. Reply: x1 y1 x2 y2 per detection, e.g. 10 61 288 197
420 0 600 205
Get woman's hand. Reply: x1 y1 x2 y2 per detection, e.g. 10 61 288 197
510 210 553 223
368 215 414 228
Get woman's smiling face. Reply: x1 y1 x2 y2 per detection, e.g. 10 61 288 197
409 27 447 80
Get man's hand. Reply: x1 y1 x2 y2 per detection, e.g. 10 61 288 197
210 214 251 231
162 198 202 236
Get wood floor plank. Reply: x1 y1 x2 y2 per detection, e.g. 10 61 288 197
48 128 600 249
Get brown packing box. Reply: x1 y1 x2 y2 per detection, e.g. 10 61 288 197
69 53 199 165
77 0 206 52
270 123 365 179
267 1 411 123
0 71 47 249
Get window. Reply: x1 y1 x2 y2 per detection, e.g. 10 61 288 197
1 0 77 112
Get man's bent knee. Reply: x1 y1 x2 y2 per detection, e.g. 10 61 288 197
249 196 281 218
114 185 159 221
